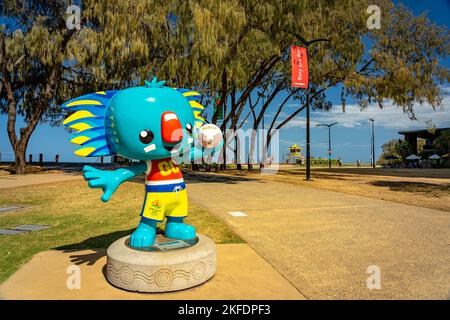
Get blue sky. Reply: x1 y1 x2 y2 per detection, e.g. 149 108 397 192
1 0 449 164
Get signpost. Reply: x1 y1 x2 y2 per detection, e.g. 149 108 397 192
291 45 311 180
291 46 309 89
291 38 330 180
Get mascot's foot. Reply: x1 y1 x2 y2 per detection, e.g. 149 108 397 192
129 217 157 248
165 217 196 240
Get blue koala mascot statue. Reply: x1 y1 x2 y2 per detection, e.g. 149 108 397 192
62 77 222 248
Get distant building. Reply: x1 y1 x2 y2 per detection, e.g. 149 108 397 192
286 144 305 164
398 127 450 155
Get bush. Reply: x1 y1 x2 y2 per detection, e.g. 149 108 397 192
378 158 403 168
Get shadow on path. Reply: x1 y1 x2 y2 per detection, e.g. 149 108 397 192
370 180 450 197
54 227 173 265
183 171 260 184
290 167 450 180
55 228 135 265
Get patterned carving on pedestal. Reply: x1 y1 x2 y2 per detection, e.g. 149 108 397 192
106 261 216 287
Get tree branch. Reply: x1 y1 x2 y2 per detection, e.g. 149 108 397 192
1 33 19 148
268 56 377 141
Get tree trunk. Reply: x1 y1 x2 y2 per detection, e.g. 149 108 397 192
259 163 265 172
213 148 223 173
14 143 27 174
7 102 44 175
10 124 39 174
247 128 257 170
259 138 267 173
234 124 242 170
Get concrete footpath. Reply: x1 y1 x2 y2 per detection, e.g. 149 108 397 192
0 244 303 300
185 172 450 300
0 173 81 189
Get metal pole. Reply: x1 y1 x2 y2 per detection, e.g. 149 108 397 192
317 122 337 169
222 130 226 171
261 95 266 170
262 102 265 167
297 39 330 180
305 91 311 180
328 126 331 169
372 120 375 168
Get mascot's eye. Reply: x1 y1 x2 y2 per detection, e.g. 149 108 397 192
139 130 154 144
186 123 193 136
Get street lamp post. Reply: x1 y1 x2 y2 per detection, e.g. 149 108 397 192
369 118 375 168
317 122 338 169
292 36 330 180
303 40 330 181
305 91 311 179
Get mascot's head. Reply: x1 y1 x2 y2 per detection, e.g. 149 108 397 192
62 78 205 161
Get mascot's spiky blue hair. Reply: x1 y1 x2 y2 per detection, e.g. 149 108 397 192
62 80 205 157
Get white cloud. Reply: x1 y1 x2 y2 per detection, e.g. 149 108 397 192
283 118 322 128
283 89 450 130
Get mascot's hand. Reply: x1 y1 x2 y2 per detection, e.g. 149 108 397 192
82 165 121 202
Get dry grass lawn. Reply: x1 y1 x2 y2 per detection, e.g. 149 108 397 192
0 179 243 283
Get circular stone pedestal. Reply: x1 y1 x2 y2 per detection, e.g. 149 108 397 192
106 234 216 292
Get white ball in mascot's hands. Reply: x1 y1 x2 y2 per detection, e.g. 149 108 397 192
198 124 222 148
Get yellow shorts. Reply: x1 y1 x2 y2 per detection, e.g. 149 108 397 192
141 188 188 222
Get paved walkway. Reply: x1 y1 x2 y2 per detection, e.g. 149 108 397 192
0 244 303 300
0 173 81 189
185 172 450 299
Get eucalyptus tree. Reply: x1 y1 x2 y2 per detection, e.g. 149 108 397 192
0 0 167 174
182 0 357 169
263 2 450 162
1 1 82 174
213 0 363 169
194 0 449 171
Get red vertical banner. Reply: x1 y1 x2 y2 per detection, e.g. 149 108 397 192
291 46 309 88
